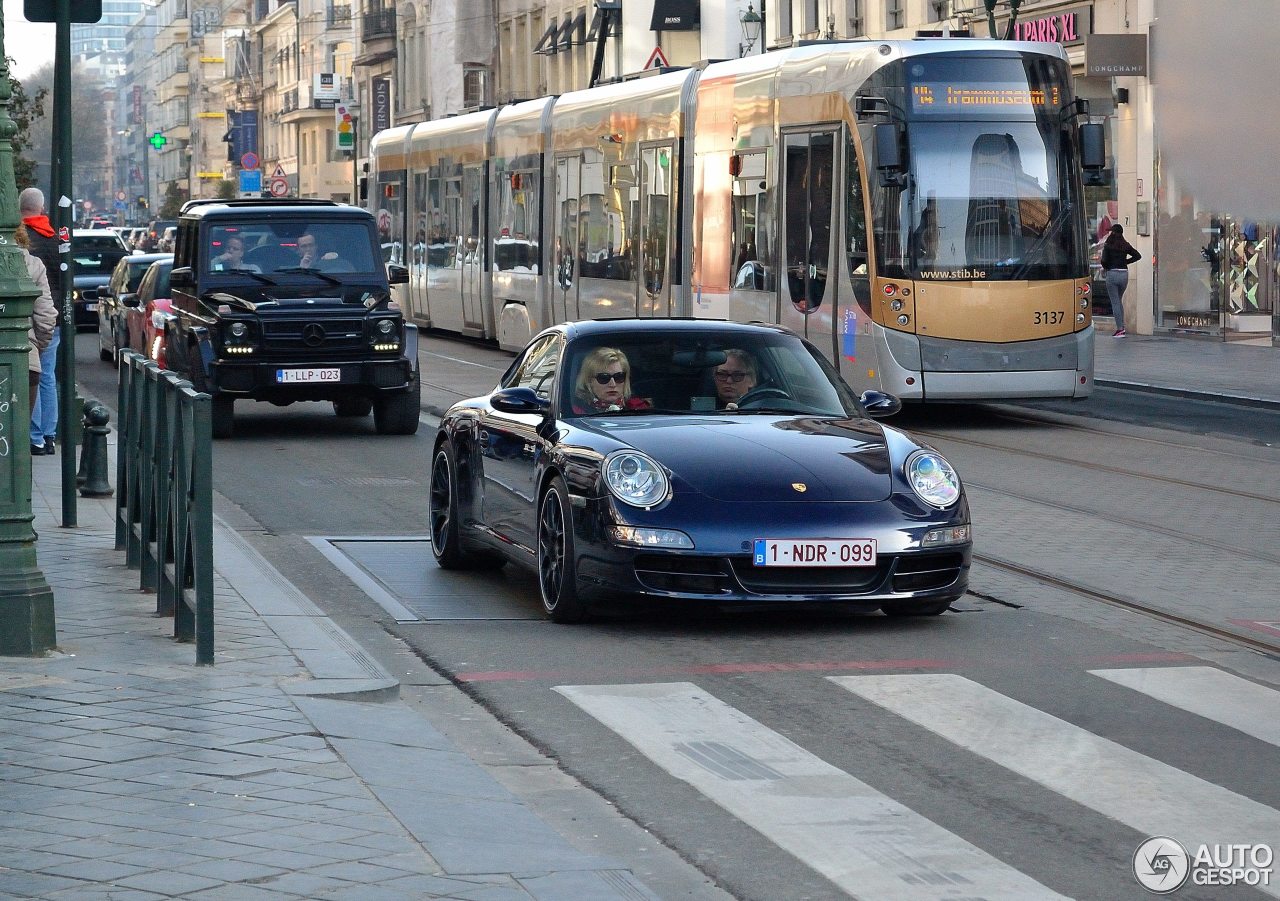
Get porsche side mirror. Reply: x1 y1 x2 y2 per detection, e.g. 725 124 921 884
491 386 550 416
859 390 902 418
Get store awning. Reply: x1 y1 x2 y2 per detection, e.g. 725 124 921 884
353 49 396 67
650 0 700 31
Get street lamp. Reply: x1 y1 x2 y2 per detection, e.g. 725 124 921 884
739 3 762 57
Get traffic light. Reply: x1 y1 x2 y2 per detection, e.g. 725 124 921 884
137 196 148 209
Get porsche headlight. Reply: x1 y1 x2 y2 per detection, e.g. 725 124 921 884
906 450 961 508
603 450 669 508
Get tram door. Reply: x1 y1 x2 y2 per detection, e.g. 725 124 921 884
460 164 485 331
552 155 581 325
779 130 839 356
639 144 675 317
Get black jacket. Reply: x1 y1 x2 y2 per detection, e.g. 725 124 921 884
1100 237 1141 272
22 215 63 297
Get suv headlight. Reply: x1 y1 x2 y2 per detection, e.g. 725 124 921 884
371 317 401 351
603 450 669 509
905 450 961 508
223 320 256 355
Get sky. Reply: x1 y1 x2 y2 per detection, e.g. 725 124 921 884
3 0 56 81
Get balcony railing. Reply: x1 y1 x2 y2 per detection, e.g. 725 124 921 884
282 89 298 113
362 7 395 40
327 4 351 27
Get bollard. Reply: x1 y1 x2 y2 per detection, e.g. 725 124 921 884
76 398 98 486
79 404 115 498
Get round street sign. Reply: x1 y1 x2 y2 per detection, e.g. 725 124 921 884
116 190 126 201
241 151 259 170
269 177 289 197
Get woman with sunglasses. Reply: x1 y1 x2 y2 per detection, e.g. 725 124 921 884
572 347 651 414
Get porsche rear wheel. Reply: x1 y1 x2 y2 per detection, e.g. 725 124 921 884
537 477 588 623
429 443 476 569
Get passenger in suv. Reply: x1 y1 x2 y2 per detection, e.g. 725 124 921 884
164 199 416 438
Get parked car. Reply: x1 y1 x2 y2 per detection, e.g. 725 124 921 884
428 318 972 622
125 258 175 366
71 229 130 330
98 252 172 365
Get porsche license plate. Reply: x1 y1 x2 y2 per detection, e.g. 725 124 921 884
753 538 877 567
276 367 341 383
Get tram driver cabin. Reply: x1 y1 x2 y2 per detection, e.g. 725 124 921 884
369 39 1106 403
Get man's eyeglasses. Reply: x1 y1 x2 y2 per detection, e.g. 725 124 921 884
594 371 627 385
714 370 750 383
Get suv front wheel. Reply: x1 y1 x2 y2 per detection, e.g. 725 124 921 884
373 370 421 435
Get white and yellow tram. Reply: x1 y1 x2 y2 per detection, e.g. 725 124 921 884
369 39 1105 401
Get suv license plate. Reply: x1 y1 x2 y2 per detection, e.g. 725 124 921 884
277 367 341 383
753 538 877 567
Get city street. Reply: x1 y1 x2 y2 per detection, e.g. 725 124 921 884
69 331 1280 901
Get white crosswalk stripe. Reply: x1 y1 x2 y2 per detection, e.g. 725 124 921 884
554 681 1067 900
1090 666 1280 747
830 673 1280 899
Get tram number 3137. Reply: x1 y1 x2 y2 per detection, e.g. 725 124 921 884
1034 310 1065 325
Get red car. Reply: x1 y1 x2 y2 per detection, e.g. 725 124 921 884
125 258 175 368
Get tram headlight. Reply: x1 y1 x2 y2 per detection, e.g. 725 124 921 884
891 300 904 311
897 314 910 326
1080 297 1089 309
1076 313 1086 324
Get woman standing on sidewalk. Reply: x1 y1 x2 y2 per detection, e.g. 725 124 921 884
16 224 57 427
1100 223 1142 338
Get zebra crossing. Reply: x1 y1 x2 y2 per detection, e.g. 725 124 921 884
555 665 1280 899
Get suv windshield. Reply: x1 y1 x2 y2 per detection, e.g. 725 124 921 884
206 221 378 277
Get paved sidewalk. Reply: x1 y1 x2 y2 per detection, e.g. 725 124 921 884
1093 325 1280 410
0 459 676 899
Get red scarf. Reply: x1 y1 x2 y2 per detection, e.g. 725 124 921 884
22 214 55 238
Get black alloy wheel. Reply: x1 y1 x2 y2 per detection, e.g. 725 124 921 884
537 477 588 623
428 443 475 569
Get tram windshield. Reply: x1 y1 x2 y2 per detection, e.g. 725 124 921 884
864 54 1087 282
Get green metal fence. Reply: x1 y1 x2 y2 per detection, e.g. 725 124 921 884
116 351 214 664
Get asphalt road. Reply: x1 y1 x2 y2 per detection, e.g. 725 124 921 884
73 331 1280 901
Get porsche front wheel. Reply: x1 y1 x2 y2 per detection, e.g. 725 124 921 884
537 477 588 623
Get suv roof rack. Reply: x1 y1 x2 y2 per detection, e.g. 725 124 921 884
180 198 342 214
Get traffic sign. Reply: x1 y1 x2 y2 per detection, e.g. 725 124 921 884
239 169 263 193
645 46 670 70
24 0 100 23
241 151 259 170
115 190 126 201
272 163 287 179
269 177 289 198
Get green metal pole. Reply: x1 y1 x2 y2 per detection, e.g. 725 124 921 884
0 17 57 654
54 0 77 526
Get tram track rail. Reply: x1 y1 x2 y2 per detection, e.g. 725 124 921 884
973 553 1280 660
911 427 1280 506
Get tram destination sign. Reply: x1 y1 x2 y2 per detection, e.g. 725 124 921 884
911 83 1063 115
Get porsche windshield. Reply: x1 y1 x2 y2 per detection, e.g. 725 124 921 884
561 331 861 418
864 53 1087 281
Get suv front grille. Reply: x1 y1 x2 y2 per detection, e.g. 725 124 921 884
261 317 365 351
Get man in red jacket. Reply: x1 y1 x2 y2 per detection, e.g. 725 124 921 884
20 187 63 455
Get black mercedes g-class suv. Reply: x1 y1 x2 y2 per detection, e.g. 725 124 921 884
165 199 417 438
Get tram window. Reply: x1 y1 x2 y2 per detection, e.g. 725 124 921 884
845 137 872 316
495 165 540 273
426 172 451 268
463 165 484 266
732 151 773 292
444 171 463 268
642 146 674 295
412 172 429 269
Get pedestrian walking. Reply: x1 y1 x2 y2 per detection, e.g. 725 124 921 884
15 224 57 431
1100 223 1142 338
21 187 63 453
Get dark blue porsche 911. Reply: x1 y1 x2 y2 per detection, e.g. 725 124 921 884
428 319 971 622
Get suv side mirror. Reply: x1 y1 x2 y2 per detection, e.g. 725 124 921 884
169 267 194 289
386 263 409 285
